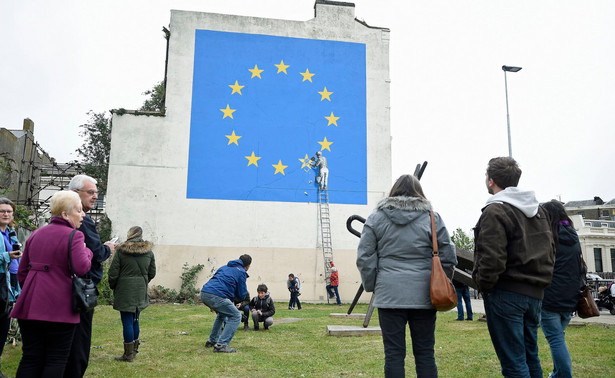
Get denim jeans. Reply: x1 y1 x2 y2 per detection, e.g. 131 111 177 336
120 311 140 343
455 287 473 320
201 291 241 346
378 308 438 378
289 291 301 309
540 309 573 378
484 289 543 378
326 285 341 305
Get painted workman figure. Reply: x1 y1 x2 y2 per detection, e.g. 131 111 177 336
311 151 328 190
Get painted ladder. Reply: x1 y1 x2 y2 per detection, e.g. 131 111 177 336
318 188 334 302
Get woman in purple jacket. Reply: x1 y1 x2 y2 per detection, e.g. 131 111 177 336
11 191 93 377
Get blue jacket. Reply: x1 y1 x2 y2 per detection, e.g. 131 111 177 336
78 214 111 284
201 259 248 301
0 227 21 301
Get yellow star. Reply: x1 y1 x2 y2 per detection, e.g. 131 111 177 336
325 112 340 126
299 154 311 169
300 68 315 82
275 60 290 74
245 151 261 167
225 130 241 146
220 104 236 119
318 87 333 101
272 160 288 175
249 64 264 79
229 80 244 95
318 137 333 151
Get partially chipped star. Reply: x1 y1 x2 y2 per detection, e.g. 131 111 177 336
229 80 244 95
325 112 340 126
318 137 333 151
300 68 315 82
275 60 290 74
225 130 241 145
272 160 288 175
318 87 333 101
299 154 312 169
220 104 236 119
245 151 261 167
249 64 264 79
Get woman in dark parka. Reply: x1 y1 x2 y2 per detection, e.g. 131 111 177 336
108 226 156 362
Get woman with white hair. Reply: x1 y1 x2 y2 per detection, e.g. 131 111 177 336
11 191 93 377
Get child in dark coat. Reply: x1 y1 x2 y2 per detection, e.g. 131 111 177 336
249 284 275 330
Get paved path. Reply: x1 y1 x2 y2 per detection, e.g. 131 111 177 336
460 298 615 326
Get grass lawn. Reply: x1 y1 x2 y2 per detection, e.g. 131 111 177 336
1 303 613 377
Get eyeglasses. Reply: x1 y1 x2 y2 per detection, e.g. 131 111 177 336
78 190 98 196
0 210 13 214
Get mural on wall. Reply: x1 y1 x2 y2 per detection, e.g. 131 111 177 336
187 30 367 204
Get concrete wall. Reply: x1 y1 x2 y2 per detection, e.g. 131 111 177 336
107 2 391 303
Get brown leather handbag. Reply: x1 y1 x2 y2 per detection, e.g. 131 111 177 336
429 211 458 311
576 287 600 318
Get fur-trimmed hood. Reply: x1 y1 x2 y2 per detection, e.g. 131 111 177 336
376 196 432 226
116 240 153 255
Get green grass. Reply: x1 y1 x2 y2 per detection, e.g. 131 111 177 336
1 303 613 377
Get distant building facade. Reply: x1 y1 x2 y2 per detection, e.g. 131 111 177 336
565 196 615 221
569 212 615 278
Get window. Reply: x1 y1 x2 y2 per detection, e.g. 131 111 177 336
594 248 603 272
611 249 615 273
579 212 585 217
603 210 611 217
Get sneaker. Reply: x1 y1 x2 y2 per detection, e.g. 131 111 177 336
205 340 216 348
478 315 487 322
243 324 251 331
466 318 473 321
213 344 236 353
264 325 269 330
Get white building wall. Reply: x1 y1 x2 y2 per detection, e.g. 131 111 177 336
106 3 391 302
571 215 615 273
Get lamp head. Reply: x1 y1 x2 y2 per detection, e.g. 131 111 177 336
502 65 522 72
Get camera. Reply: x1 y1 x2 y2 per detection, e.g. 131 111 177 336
8 230 21 251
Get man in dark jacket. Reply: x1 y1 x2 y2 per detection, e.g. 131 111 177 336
66 174 116 377
249 284 275 330
473 157 554 378
201 254 251 353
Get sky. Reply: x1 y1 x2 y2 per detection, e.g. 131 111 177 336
2 0 614 232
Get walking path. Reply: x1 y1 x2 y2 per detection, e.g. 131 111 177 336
463 298 615 326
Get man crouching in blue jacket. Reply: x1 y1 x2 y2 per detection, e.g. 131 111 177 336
201 254 251 353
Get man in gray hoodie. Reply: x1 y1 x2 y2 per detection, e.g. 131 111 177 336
473 157 554 378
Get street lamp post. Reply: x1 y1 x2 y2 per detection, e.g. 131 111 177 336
502 65 522 157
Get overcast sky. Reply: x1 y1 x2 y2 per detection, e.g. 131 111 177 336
2 0 614 232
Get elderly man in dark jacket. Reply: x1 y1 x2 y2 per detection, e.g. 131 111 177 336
201 254 251 353
473 157 555 378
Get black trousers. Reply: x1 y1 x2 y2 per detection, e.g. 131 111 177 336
16 319 77 378
378 308 438 378
0 314 10 357
63 310 94 378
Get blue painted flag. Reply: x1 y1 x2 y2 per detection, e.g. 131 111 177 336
187 30 367 204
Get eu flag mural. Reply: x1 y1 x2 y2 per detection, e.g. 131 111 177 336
187 30 367 204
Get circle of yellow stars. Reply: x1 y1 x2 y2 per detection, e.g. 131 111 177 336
218 60 339 176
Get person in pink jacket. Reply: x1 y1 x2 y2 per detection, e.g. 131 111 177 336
11 191 92 377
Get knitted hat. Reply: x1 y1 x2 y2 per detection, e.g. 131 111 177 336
126 226 143 241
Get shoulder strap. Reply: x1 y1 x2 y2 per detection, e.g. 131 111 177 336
67 229 77 277
430 211 439 256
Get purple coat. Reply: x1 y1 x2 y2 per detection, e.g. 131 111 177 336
11 217 93 324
